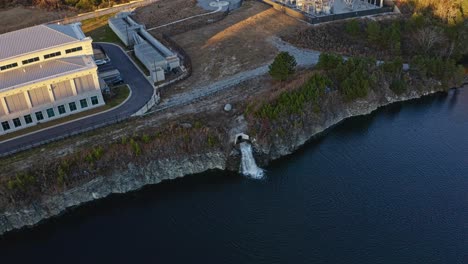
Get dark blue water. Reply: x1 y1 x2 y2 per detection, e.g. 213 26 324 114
1 88 467 264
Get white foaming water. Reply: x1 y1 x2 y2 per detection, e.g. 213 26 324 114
239 142 264 179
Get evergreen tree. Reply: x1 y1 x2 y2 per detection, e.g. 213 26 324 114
269 52 297 81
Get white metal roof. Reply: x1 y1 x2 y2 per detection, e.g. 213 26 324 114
0 56 95 92
0 24 85 62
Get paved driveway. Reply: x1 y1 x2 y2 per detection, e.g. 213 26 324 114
0 43 155 156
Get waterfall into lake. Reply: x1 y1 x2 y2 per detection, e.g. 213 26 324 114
239 142 264 179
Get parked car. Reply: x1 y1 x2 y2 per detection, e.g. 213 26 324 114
105 76 124 86
95 58 110 66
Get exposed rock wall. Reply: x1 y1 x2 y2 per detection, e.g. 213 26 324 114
0 83 460 236
254 88 443 162
0 152 226 235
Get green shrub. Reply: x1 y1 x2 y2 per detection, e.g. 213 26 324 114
390 79 407 95
57 160 70 185
207 134 219 148
142 134 151 144
85 146 104 164
194 121 203 129
269 52 297 81
366 21 381 43
411 56 465 86
85 153 95 163
256 73 331 119
130 139 141 156
183 134 191 144
340 72 370 101
93 147 104 160
154 131 162 139
317 53 343 71
319 55 379 101
345 19 360 36
382 57 404 80
381 21 401 55
7 173 36 191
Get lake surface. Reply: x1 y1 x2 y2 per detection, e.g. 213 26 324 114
1 88 467 264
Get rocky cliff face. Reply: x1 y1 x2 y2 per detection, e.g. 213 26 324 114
0 152 226 235
0 85 450 236
253 87 443 163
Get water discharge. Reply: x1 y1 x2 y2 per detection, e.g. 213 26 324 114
239 142 264 179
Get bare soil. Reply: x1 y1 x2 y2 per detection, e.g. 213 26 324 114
0 6 76 33
132 0 206 28
165 1 308 94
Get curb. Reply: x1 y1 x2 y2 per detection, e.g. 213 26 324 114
0 85 133 145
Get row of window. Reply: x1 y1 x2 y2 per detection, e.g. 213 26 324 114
1 46 83 71
1 96 99 132
65 46 83 54
44 51 61 59
0 62 18 71
22 57 40 65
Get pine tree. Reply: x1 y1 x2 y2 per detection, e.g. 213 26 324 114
269 52 297 81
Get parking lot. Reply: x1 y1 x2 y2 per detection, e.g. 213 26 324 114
94 44 124 87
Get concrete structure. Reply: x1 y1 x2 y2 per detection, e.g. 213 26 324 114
275 0 384 15
197 0 243 11
263 0 392 23
0 23 105 136
109 13 181 83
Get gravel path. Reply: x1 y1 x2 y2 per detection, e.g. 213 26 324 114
150 38 321 113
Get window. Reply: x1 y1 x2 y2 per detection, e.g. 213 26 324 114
69 102 77 112
22 57 39 65
65 46 83 54
24 115 33 124
44 51 61 59
13 118 21 128
35 111 44 121
91 96 99 105
46 108 55 118
1 121 10 131
58 105 66 115
80 99 88 108
0 62 18 71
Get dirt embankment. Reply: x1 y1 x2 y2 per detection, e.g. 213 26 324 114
161 1 307 95
0 6 75 33
132 0 204 29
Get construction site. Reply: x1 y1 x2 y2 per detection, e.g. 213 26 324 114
121 0 394 96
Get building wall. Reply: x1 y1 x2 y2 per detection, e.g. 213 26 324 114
0 38 93 73
0 69 104 136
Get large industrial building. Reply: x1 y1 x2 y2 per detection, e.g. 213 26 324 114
0 23 105 136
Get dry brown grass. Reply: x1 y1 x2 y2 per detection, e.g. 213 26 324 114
0 6 76 33
132 0 205 28
167 1 308 94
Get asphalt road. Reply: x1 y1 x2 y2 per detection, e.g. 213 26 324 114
0 43 155 156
